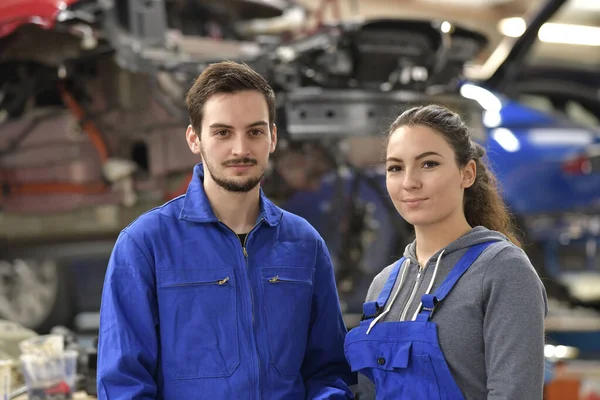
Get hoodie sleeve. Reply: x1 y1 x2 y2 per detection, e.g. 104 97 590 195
301 238 357 399
97 230 159 399
483 245 548 400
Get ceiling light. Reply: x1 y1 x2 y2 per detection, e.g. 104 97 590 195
498 17 600 46
571 0 600 11
460 83 502 112
491 128 520 152
497 17 526 38
539 22 600 46
441 21 452 33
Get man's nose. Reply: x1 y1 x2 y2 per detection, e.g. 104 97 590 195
231 134 251 156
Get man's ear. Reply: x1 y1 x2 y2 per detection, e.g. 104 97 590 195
270 124 277 154
461 159 476 189
186 125 201 155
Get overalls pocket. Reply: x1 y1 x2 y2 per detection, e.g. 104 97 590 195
158 268 240 379
345 339 442 400
260 266 315 377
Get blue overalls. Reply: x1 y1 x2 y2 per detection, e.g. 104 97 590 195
345 241 496 400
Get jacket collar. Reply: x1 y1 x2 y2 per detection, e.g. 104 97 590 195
179 163 282 227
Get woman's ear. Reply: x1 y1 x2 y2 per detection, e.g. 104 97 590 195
461 159 476 189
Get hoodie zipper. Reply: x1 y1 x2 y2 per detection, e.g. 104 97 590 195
221 218 264 400
399 263 425 321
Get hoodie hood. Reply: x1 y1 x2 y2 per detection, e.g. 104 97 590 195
403 226 510 267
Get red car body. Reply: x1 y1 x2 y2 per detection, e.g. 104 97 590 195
0 0 79 38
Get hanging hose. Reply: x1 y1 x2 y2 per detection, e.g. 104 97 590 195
58 83 110 164
0 83 111 197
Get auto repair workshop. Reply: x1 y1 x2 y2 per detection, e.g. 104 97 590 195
0 0 599 398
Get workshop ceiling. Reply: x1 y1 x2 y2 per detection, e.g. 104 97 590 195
296 0 600 74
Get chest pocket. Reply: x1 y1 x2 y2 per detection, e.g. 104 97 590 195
158 268 239 379
259 266 314 377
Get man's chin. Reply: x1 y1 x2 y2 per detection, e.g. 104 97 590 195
215 176 262 193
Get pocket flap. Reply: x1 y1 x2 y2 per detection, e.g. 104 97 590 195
345 340 411 372
159 268 232 288
260 267 314 285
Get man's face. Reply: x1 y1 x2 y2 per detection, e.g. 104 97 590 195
186 90 277 193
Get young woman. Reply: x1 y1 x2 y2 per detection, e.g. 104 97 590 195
345 105 548 400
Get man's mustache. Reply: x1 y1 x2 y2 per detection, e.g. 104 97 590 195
222 158 257 166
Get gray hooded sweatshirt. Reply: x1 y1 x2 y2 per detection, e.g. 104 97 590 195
356 226 548 400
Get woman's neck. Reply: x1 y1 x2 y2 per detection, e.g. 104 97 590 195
414 213 472 267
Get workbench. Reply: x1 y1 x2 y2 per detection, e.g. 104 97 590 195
14 391 95 399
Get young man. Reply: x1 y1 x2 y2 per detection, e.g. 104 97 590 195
97 61 355 399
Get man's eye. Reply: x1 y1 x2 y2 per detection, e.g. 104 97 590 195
250 129 263 136
215 130 228 136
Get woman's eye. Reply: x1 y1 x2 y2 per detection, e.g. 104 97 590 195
387 165 402 172
423 161 439 169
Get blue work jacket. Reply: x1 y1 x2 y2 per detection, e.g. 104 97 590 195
97 164 355 399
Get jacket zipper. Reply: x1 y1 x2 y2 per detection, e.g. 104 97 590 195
221 218 263 400
268 276 311 284
242 219 264 400
163 277 229 288
399 264 424 321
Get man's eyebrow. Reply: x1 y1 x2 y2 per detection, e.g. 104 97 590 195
209 123 234 129
208 121 269 129
246 121 269 128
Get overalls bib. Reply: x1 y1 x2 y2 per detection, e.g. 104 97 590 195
345 241 496 400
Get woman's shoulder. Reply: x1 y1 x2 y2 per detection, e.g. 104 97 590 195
365 259 406 302
482 238 545 293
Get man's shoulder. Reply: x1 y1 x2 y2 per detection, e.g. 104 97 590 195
277 208 321 240
122 196 184 240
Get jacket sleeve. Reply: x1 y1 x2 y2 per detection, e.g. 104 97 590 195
97 230 159 399
301 238 357 399
483 246 548 400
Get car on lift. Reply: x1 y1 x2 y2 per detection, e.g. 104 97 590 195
272 0 600 323
0 0 598 332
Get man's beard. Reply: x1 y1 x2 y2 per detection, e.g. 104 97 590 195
202 151 264 193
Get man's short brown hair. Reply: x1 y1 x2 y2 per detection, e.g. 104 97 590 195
186 61 276 138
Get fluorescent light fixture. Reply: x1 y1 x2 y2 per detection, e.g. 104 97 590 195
571 0 600 11
460 83 502 112
483 110 502 128
539 23 600 46
498 17 600 46
491 128 520 152
529 129 593 146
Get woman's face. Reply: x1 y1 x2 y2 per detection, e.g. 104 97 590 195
385 124 475 228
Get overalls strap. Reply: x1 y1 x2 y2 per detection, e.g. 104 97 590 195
416 241 497 321
363 257 406 319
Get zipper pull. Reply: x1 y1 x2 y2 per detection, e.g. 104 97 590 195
268 275 280 283
217 277 230 285
243 247 248 257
